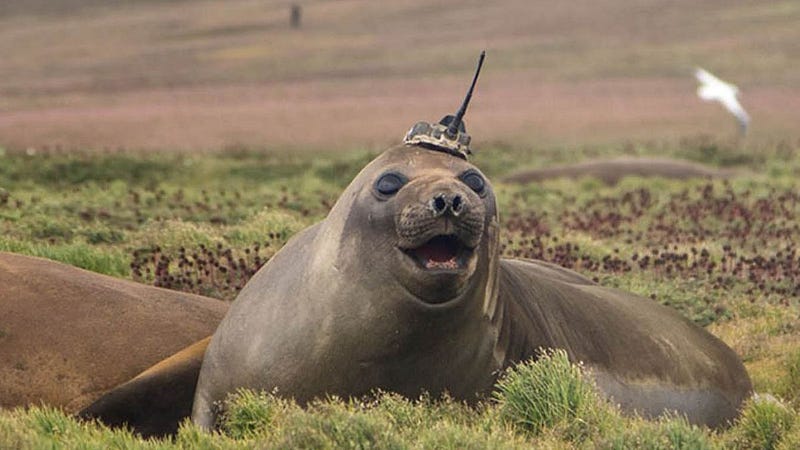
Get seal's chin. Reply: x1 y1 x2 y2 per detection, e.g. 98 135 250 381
402 234 473 272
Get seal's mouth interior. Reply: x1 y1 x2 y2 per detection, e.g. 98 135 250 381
404 234 470 271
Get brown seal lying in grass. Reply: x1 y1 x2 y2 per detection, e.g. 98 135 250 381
188 144 751 430
503 157 736 185
0 252 227 435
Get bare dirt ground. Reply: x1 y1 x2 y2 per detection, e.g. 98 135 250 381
0 0 798 152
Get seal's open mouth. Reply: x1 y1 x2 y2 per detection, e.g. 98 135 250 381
404 234 471 271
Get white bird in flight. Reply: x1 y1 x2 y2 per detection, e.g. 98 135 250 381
694 68 750 135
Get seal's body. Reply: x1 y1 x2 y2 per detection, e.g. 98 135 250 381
503 157 734 185
0 252 227 422
192 146 751 429
497 258 750 426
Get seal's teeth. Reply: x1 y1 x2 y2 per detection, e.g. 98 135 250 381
404 234 470 271
423 257 460 270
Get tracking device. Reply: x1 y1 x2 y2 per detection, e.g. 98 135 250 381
404 51 486 160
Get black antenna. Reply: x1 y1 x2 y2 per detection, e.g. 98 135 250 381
445 50 486 139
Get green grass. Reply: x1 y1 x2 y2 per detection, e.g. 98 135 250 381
494 349 617 442
727 396 797 450
2 354 798 449
1 136 799 447
598 415 717 450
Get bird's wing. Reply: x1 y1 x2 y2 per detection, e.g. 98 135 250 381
694 68 722 86
694 67 739 92
720 93 751 133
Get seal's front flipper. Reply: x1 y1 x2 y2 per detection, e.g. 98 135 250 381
79 337 211 437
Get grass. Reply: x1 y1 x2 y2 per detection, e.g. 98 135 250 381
2 354 798 448
494 349 616 442
0 136 799 447
598 415 717 450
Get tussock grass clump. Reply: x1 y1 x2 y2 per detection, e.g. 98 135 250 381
493 348 618 441
599 415 716 450
220 389 291 439
728 395 797 450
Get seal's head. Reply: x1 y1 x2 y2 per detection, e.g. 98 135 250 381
370 146 496 304
325 145 498 308
324 51 496 307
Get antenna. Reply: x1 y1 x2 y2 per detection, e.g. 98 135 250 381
403 50 487 159
445 50 486 139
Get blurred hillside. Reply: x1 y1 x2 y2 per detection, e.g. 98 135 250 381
0 0 797 151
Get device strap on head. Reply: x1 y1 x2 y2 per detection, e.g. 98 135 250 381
403 51 486 160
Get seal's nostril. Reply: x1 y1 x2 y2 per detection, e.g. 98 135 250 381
432 195 447 213
451 195 463 213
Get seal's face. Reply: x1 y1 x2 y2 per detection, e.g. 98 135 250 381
387 165 487 300
345 146 497 305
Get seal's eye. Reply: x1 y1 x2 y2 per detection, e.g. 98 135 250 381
374 172 407 197
460 170 486 195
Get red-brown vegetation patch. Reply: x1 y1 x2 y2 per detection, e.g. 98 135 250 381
131 241 271 301
502 182 800 318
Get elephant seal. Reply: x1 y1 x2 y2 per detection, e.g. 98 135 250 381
0 252 227 436
85 53 751 433
503 157 736 185
191 143 751 429
191 53 751 429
